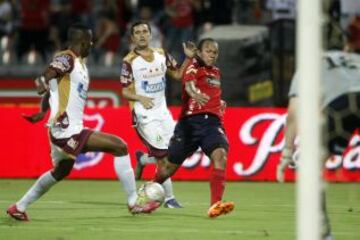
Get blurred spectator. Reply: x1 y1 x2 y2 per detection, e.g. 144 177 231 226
164 0 195 60
0 0 15 64
266 0 296 51
233 0 267 25
49 0 95 51
101 0 131 37
71 0 94 28
266 0 296 106
137 0 164 22
0 0 14 38
49 0 73 50
94 10 120 66
137 6 163 48
346 14 360 52
340 0 360 31
192 0 234 37
324 0 343 49
16 0 50 63
266 0 296 20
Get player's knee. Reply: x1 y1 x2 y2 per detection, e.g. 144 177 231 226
211 148 227 169
154 160 178 183
111 136 128 156
52 160 74 181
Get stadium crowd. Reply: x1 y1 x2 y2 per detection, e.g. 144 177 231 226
0 0 359 105
0 0 290 66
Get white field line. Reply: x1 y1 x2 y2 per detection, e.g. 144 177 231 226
0 200 358 209
0 225 358 237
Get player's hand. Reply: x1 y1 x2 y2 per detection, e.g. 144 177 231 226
276 147 294 183
139 96 155 109
192 91 210 106
183 41 197 58
22 112 46 123
35 76 48 95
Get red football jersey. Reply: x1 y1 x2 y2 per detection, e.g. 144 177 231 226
181 58 223 119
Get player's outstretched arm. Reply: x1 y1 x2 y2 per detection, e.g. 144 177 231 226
22 91 50 123
167 41 197 81
185 81 210 106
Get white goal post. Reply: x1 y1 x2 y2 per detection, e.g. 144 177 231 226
297 0 322 240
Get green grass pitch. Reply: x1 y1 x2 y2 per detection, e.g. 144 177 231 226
0 180 359 240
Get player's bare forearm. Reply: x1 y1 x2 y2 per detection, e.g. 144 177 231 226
168 42 196 81
122 86 154 109
22 91 50 123
170 57 192 81
284 97 298 151
185 81 209 106
35 68 58 95
40 91 50 113
280 97 298 164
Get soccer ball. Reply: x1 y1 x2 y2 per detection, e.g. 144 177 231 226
141 182 165 203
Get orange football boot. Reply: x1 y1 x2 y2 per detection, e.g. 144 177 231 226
207 201 235 218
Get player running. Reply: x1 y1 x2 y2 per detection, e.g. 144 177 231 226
120 21 197 208
152 38 234 218
6 24 158 221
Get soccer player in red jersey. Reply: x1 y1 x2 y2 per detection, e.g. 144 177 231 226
154 38 234 217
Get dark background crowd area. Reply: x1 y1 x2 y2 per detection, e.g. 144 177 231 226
0 0 358 106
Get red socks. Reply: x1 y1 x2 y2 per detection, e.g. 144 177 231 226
210 168 225 205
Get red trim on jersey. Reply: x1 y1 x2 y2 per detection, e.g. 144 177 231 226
48 53 75 77
120 61 133 87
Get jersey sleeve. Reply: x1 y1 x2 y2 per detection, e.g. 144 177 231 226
183 58 198 83
120 61 134 87
165 52 180 71
49 53 74 76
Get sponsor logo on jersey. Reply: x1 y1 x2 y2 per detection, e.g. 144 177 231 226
141 79 166 93
67 138 79 150
77 83 88 100
206 76 221 87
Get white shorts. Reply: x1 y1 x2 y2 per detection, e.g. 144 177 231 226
135 109 175 150
50 143 72 166
49 129 93 166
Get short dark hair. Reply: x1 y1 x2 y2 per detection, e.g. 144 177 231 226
130 21 152 35
67 23 90 43
197 38 217 50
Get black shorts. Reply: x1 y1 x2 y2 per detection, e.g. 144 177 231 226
168 114 229 165
325 92 360 155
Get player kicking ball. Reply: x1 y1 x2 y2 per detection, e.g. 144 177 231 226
6 24 159 221
151 38 234 218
